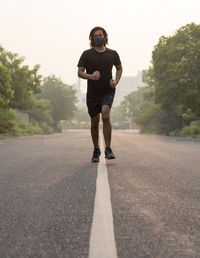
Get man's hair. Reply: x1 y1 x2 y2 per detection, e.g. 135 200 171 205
89 26 108 48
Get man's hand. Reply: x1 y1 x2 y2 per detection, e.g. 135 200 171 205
90 70 100 80
110 79 117 88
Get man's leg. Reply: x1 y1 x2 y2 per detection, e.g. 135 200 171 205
91 113 100 148
102 105 115 159
90 113 101 162
101 105 111 147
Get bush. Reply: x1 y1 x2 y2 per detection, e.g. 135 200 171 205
12 119 54 136
169 129 180 136
39 122 54 134
11 118 34 136
190 120 200 127
32 125 43 134
180 120 200 137
180 126 191 137
30 120 44 134
0 108 16 133
0 109 35 136
0 109 54 136
190 125 200 135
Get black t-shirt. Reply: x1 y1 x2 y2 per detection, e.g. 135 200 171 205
77 47 121 100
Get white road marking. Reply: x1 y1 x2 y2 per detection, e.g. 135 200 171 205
89 132 117 258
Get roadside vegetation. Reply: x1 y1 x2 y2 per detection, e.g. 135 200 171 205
1 22 200 138
0 45 77 136
120 23 200 138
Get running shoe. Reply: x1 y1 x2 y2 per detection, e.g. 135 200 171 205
105 146 115 159
91 148 101 162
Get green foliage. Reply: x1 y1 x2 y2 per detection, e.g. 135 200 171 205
122 70 184 135
180 126 191 137
0 108 16 133
0 46 78 136
30 121 44 135
11 118 34 136
134 103 160 133
158 106 184 135
111 105 127 123
39 121 54 134
152 23 200 118
190 120 200 127
122 23 200 136
121 86 154 119
180 120 200 137
169 129 181 137
0 45 42 110
130 23 200 136
182 108 199 125
190 125 200 135
39 75 77 123
142 66 154 87
29 98 52 124
73 107 90 123
0 64 14 107
0 110 38 136
0 107 54 135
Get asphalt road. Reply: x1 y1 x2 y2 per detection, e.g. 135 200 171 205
0 130 200 258
108 132 200 258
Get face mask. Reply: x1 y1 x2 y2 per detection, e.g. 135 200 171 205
93 36 105 46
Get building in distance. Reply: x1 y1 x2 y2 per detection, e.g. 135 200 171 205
113 71 146 107
72 77 86 107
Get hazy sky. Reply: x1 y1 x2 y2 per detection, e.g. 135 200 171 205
1 0 200 92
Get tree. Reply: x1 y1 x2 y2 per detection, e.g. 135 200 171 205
0 45 42 109
121 86 154 119
111 105 127 124
39 75 77 125
29 98 52 124
121 86 161 132
0 63 13 107
152 23 200 118
74 107 90 124
134 103 160 133
142 66 154 87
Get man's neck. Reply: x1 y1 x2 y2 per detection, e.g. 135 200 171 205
94 45 106 52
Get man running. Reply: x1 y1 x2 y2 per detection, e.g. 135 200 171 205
77 26 123 162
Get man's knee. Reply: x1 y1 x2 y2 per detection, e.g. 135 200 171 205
102 112 110 123
91 115 100 129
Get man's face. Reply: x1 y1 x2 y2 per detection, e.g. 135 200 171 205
93 30 104 39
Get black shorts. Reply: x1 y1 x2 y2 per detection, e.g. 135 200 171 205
87 94 114 118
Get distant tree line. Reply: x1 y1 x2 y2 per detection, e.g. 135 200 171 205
121 22 200 137
0 45 77 135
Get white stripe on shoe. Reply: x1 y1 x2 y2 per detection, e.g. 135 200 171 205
89 131 117 258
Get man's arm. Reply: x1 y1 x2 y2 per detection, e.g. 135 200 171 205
115 64 123 84
78 67 100 80
110 64 123 88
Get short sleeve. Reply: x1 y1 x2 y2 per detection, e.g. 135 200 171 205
77 51 87 67
114 50 121 66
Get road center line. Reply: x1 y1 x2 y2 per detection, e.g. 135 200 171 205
89 132 117 258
